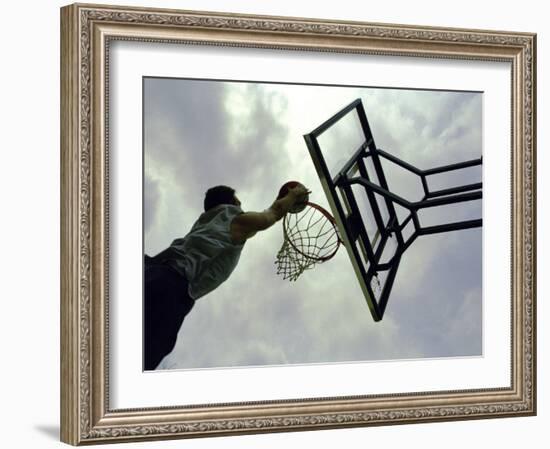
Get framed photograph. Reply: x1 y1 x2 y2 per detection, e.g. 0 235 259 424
60 3 536 445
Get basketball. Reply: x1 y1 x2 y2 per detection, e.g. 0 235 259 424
277 181 309 213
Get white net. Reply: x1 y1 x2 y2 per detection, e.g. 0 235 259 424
275 239 317 281
274 203 341 281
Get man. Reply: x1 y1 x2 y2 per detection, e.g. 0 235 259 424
144 184 309 370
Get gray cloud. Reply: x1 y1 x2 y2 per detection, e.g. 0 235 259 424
224 83 289 200
388 230 482 357
144 78 230 205
367 90 481 165
143 175 160 235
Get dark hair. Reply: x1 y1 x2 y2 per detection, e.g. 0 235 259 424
204 185 236 211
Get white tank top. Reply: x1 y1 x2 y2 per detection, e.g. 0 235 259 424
159 205 245 299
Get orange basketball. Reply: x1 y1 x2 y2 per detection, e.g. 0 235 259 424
277 181 309 213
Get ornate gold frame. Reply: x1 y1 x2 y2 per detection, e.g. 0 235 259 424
60 3 536 445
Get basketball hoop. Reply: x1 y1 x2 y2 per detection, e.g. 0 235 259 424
275 202 342 281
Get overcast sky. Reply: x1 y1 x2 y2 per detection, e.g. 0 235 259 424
143 77 482 370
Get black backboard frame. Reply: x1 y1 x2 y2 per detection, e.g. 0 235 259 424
305 98 482 322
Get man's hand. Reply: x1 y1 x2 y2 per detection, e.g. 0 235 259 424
271 183 311 219
287 184 310 205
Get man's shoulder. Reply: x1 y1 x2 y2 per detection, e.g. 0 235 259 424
212 204 244 221
193 205 244 235
202 204 243 216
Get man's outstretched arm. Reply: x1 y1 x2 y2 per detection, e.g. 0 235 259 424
231 185 309 243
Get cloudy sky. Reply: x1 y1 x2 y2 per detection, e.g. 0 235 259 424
143 77 482 370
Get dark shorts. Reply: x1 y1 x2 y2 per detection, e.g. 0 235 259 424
144 257 195 370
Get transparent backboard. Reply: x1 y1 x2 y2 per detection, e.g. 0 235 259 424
304 99 402 322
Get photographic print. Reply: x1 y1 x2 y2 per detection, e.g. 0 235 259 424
143 78 482 371
61 4 535 444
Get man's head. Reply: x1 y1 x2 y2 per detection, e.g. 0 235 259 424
204 185 240 211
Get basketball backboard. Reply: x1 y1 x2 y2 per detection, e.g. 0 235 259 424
304 99 482 322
